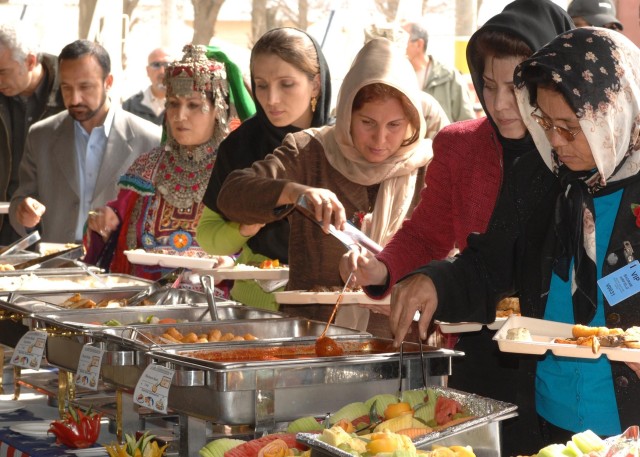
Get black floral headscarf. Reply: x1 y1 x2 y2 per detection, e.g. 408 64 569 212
514 27 640 324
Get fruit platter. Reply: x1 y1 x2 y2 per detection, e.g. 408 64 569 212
294 386 516 457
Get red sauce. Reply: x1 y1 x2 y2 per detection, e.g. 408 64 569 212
315 336 344 357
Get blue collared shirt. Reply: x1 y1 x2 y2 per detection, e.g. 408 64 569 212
73 107 114 241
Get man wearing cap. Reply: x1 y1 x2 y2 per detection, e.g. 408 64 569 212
122 48 172 125
567 0 623 31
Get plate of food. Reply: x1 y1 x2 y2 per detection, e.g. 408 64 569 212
274 288 390 305
124 249 221 269
194 263 289 281
493 315 640 363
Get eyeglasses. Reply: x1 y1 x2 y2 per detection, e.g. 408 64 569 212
148 61 169 69
531 108 582 143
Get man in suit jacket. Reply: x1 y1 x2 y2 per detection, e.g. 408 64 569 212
9 40 160 243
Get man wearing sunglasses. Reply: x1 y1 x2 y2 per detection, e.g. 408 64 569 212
122 48 172 125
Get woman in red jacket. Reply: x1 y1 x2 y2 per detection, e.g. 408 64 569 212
340 0 573 455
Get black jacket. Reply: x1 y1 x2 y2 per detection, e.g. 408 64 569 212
417 149 640 436
0 53 64 232
122 90 164 126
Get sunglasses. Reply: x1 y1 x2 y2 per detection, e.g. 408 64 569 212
531 108 582 143
148 61 170 69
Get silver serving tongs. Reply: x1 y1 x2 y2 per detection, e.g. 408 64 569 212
295 195 383 254
200 274 219 321
0 231 41 257
127 267 184 306
398 339 429 401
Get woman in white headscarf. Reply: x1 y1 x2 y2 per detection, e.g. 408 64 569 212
389 27 640 447
217 38 432 336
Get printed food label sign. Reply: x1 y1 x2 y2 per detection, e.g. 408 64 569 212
11 331 47 370
75 344 104 391
133 364 174 414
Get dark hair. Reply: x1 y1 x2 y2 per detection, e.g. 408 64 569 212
352 83 420 146
405 22 429 54
250 28 319 82
468 30 533 81
58 39 111 79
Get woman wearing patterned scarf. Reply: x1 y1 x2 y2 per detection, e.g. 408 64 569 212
83 44 250 279
388 28 640 450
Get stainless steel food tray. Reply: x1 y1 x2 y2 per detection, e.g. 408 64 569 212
43 317 368 378
298 386 517 457
0 273 151 294
145 339 461 425
31 303 284 329
0 295 62 347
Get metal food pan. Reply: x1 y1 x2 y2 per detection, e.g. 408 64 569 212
0 273 151 294
0 251 40 265
44 317 368 376
147 339 461 424
0 295 64 348
298 386 517 457
31 303 284 330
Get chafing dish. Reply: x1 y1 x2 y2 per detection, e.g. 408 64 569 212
0 273 151 294
143 339 460 425
0 295 61 347
298 386 517 457
43 317 367 384
31 302 284 329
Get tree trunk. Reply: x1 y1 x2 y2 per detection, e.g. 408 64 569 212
455 0 476 36
298 0 308 30
251 0 268 45
79 0 99 39
191 0 226 45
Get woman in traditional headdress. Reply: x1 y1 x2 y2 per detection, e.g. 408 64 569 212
84 44 247 278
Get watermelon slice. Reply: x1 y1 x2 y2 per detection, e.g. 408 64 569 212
224 434 306 457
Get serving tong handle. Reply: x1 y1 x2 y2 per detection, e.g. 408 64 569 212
397 339 429 401
201 274 219 321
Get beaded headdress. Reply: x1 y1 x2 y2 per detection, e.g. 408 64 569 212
163 44 230 139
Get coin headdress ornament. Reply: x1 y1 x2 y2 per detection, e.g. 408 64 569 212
164 44 230 134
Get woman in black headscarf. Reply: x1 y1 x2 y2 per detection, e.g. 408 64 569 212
391 27 640 450
196 28 332 310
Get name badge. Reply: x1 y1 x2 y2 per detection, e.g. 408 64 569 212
597 260 640 306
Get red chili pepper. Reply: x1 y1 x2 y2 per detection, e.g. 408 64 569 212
48 406 102 449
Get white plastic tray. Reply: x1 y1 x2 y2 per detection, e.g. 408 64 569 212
194 264 289 281
493 315 640 362
124 249 220 269
436 317 507 333
0 202 8 214
274 290 390 305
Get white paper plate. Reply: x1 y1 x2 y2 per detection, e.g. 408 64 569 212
493 315 640 363
0 202 8 214
10 421 51 437
0 400 24 413
194 264 289 281
124 249 220 269
437 317 507 333
274 290 390 305
66 447 108 456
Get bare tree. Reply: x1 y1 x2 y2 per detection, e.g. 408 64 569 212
374 0 400 21
79 0 99 39
191 0 226 45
